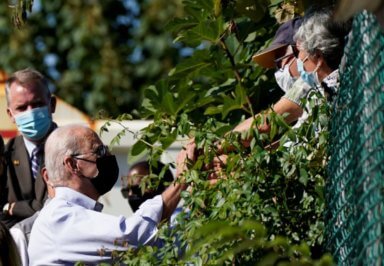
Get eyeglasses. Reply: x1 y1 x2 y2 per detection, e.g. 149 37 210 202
121 185 142 197
274 45 299 69
71 145 109 163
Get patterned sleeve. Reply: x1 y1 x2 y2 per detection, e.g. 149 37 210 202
282 78 314 107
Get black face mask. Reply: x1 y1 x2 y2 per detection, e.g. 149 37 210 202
128 193 154 212
87 155 119 196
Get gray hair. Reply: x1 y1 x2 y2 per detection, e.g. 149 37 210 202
294 8 351 70
44 125 93 186
5 68 51 106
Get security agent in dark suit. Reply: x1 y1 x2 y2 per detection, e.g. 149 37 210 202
0 68 57 228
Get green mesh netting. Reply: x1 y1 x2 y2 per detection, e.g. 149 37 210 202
326 11 384 265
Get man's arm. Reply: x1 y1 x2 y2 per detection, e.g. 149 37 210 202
233 98 302 135
4 173 46 223
160 182 187 221
227 97 303 149
160 141 195 221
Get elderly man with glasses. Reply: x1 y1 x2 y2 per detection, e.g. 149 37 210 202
28 124 194 265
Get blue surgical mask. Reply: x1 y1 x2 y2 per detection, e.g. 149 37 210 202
274 60 297 93
14 106 52 141
297 56 319 87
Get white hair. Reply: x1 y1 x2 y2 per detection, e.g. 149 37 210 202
294 8 351 70
44 125 94 186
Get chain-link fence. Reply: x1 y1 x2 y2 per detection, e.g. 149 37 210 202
326 11 384 265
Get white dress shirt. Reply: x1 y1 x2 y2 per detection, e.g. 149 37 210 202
28 187 163 265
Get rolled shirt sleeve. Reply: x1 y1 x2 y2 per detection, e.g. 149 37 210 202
282 78 314 107
121 195 164 246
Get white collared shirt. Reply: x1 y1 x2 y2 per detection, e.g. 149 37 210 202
22 137 37 159
28 187 163 265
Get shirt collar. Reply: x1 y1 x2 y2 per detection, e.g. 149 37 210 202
323 69 339 88
55 187 104 212
23 138 38 158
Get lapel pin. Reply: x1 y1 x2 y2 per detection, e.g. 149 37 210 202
13 160 20 166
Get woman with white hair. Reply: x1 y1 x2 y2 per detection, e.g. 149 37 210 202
233 7 352 139
280 7 352 129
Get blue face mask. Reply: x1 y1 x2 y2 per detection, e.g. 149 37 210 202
296 56 319 87
14 106 52 141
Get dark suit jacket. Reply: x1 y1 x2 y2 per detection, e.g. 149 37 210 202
0 136 47 228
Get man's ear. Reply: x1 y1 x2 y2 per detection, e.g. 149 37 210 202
41 167 50 184
7 108 16 124
63 156 77 173
42 167 56 197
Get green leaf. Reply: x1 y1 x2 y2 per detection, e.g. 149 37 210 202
159 130 178 149
130 140 148 157
205 105 223 115
169 51 212 78
189 17 225 43
162 92 177 114
195 197 206 208
222 97 243 118
299 168 309 186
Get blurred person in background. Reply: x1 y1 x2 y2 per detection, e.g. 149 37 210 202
122 161 174 212
121 160 183 226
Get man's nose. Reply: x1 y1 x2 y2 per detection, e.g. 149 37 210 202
26 105 35 111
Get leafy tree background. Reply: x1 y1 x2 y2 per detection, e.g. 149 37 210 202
1 0 185 117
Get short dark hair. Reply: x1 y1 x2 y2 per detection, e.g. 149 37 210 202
5 68 51 105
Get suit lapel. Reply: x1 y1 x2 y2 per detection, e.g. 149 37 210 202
12 136 34 198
